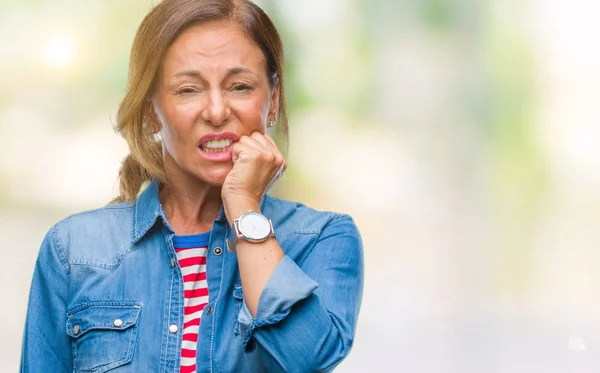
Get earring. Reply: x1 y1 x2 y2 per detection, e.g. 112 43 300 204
268 120 275 128
145 125 157 137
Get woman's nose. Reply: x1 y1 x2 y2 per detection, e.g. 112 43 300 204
201 89 231 126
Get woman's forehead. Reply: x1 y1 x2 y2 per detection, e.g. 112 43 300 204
161 20 265 77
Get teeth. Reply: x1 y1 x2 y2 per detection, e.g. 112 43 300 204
203 138 232 149
202 138 232 152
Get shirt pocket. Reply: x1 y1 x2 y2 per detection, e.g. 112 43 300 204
66 302 142 373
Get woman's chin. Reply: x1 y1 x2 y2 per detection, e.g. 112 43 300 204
196 168 231 186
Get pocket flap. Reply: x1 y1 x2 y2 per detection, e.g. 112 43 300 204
67 303 141 338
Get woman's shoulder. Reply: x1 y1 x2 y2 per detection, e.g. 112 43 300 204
262 195 362 266
262 194 359 241
47 202 136 267
56 201 135 232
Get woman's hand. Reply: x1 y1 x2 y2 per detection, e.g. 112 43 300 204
221 131 286 225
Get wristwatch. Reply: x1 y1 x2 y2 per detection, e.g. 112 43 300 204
226 211 275 253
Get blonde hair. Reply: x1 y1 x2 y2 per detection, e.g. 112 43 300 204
111 0 287 203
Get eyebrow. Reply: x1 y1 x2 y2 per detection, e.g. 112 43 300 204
172 67 254 79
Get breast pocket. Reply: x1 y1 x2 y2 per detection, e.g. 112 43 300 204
66 302 142 373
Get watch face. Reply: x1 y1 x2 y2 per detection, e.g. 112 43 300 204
239 212 271 240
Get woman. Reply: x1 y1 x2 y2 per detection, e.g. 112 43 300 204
20 0 364 372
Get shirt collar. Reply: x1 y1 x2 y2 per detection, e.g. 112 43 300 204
132 177 270 243
132 178 164 243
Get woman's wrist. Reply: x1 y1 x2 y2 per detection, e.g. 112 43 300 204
223 195 261 226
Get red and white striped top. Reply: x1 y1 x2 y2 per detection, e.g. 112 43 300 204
173 232 211 373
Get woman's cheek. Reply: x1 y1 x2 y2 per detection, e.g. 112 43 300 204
232 101 269 131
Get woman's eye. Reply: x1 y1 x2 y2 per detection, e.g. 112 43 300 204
231 84 252 92
176 87 197 95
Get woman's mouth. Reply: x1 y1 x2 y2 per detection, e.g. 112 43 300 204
200 138 233 153
197 132 238 162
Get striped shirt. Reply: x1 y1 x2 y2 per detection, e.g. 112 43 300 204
173 232 211 373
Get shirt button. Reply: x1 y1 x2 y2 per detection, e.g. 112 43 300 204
170 258 176 267
73 325 80 335
213 247 223 256
205 306 213 315
113 319 123 327
168 324 179 333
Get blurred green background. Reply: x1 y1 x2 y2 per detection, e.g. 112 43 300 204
2 0 600 371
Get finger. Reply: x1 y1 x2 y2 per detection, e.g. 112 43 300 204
256 132 282 156
232 141 261 162
239 135 278 165
231 141 242 163
239 134 268 151
262 134 286 170
249 131 273 149
248 132 285 169
246 133 282 163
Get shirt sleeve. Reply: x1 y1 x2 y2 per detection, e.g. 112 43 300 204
21 224 72 373
237 214 364 373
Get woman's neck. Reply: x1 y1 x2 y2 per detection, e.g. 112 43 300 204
158 176 222 235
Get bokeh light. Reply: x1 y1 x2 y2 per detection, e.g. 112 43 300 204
44 34 77 68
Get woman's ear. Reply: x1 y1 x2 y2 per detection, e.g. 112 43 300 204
269 83 280 120
144 101 162 134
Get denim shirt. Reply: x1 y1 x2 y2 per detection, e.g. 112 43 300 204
21 179 364 373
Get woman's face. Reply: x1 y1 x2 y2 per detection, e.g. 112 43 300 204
151 20 278 186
